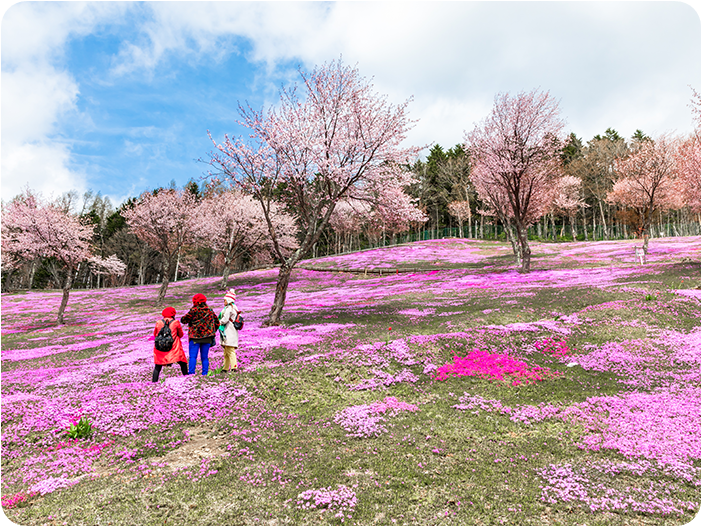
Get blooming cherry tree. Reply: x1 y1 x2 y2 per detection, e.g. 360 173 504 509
207 59 420 325
553 175 588 240
122 189 199 304
608 135 679 252
674 133 701 216
193 189 299 289
1 192 93 323
370 181 428 236
465 90 565 271
448 200 473 238
87 254 127 287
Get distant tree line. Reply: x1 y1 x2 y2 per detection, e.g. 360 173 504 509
1 58 699 323
410 126 699 246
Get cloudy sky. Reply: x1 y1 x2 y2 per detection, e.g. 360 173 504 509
1 1 700 206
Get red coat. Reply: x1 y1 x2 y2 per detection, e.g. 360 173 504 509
153 318 187 365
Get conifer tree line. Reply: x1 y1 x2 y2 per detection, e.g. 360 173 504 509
1 59 699 323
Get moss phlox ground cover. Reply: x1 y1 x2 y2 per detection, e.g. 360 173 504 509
1 236 700 525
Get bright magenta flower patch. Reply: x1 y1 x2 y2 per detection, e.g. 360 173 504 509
534 337 570 357
432 349 563 385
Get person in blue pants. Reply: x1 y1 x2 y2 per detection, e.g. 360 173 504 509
180 293 219 375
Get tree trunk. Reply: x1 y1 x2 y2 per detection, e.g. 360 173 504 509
265 263 294 326
57 268 75 324
28 260 37 290
220 249 233 290
220 263 231 290
174 248 181 282
599 201 608 240
516 224 532 273
3 268 14 292
156 257 175 305
501 216 520 265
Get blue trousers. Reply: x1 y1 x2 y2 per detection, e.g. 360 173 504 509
188 341 211 375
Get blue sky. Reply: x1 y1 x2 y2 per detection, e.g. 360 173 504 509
1 1 700 206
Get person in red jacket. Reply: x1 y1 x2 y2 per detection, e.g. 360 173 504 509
181 293 218 375
152 306 188 382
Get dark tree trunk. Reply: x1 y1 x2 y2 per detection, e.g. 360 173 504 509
3 268 14 292
28 260 37 291
220 251 233 291
156 257 175 305
516 224 532 273
265 264 294 326
57 268 75 324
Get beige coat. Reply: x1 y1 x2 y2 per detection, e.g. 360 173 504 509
218 303 239 347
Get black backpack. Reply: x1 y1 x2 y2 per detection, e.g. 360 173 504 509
155 318 174 351
233 313 244 331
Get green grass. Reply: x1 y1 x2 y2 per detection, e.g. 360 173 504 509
2 241 700 526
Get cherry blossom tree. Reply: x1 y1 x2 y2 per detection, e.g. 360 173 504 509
464 90 565 271
1 191 93 323
193 189 299 290
608 135 678 252
371 182 428 237
674 87 701 216
448 200 472 238
123 188 199 304
674 133 701 216
552 175 588 240
329 199 371 253
87 254 127 288
207 59 420 325
563 134 628 240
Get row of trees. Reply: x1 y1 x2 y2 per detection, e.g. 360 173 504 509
408 99 700 271
1 185 302 320
2 59 699 325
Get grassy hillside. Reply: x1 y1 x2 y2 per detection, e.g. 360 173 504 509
2 237 700 525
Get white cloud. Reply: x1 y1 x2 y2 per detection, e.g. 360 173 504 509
2 64 79 144
1 1 125 201
1 141 86 202
108 2 699 150
1 1 698 202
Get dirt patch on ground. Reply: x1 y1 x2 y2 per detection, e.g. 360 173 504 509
91 426 231 478
153 426 230 469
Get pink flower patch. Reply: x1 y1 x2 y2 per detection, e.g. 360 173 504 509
432 349 562 385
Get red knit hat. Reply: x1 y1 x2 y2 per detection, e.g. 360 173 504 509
192 293 207 305
162 307 176 318
224 289 237 305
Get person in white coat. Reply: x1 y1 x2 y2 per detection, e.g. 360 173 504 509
218 288 241 373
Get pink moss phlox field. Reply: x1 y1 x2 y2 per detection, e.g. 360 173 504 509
433 350 563 385
1 236 699 511
574 388 700 469
572 328 701 388
348 368 418 391
301 236 700 270
534 337 570 357
1 490 37 509
296 484 358 520
333 397 419 438
454 387 701 477
538 462 698 515
674 289 701 301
